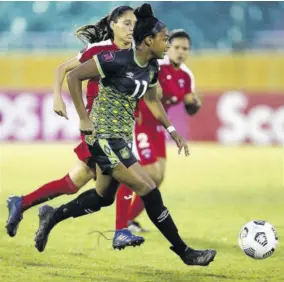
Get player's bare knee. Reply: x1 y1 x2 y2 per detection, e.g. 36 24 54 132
157 172 165 187
151 173 163 187
146 168 163 187
133 179 155 196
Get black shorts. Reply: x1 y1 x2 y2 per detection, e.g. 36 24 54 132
87 138 137 175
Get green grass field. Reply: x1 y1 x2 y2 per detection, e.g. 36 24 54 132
0 143 283 282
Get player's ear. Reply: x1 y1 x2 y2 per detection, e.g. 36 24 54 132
110 21 115 31
144 36 153 47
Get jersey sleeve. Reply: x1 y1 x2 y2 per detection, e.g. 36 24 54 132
78 45 105 63
149 62 160 88
77 46 88 61
182 65 195 93
93 51 121 79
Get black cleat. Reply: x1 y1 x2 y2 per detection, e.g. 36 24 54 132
113 229 145 250
6 196 23 237
170 246 217 266
34 205 56 252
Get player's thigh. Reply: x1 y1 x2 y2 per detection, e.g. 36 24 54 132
69 161 95 188
142 162 163 187
111 161 155 196
157 157 166 183
89 138 155 196
95 164 119 198
155 126 167 183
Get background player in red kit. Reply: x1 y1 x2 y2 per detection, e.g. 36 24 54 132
6 7 144 247
116 29 202 232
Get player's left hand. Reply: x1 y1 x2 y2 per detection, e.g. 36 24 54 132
192 92 203 108
170 131 190 156
80 117 94 135
185 92 203 116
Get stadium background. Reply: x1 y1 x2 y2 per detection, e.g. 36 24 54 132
0 2 283 282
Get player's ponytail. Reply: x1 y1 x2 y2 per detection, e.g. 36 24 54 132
133 3 166 46
75 5 133 44
75 16 110 44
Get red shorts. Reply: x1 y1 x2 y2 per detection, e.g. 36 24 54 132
74 141 97 176
134 122 166 166
86 96 94 115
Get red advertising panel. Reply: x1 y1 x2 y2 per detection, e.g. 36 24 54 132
0 91 283 145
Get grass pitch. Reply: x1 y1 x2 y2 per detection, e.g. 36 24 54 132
0 143 283 282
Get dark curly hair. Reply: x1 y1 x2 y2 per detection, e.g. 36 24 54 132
133 3 166 46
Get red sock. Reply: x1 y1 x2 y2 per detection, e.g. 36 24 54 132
116 184 133 230
21 174 78 212
128 194 145 222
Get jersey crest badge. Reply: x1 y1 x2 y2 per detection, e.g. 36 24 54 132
102 51 115 62
120 147 130 159
178 79 185 88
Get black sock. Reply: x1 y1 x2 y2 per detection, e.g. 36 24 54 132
50 179 119 227
52 189 104 225
141 188 189 256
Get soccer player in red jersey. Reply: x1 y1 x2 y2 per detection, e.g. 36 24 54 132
115 29 202 233
6 6 144 247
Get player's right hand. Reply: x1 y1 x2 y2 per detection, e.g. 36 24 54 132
80 117 94 135
170 131 190 156
53 96 68 120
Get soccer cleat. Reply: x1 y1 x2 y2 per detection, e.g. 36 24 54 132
113 229 145 250
6 196 23 237
34 205 56 252
170 246 217 266
128 220 148 233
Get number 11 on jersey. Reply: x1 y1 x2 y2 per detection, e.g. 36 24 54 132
131 80 148 99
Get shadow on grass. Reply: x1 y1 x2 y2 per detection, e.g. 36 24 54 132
46 271 130 282
24 261 55 268
125 265 233 282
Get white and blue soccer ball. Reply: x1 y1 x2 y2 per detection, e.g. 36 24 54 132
238 220 279 260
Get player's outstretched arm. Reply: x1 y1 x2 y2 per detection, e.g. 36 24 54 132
144 87 189 156
53 56 80 119
67 58 99 135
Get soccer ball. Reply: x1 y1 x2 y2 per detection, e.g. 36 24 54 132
238 220 279 260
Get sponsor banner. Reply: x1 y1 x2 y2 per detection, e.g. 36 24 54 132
0 91 81 141
187 91 284 145
0 91 283 145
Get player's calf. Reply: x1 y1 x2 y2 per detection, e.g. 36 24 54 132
34 188 116 252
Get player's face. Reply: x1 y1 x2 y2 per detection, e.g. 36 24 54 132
151 28 170 59
113 10 137 44
167 37 190 65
